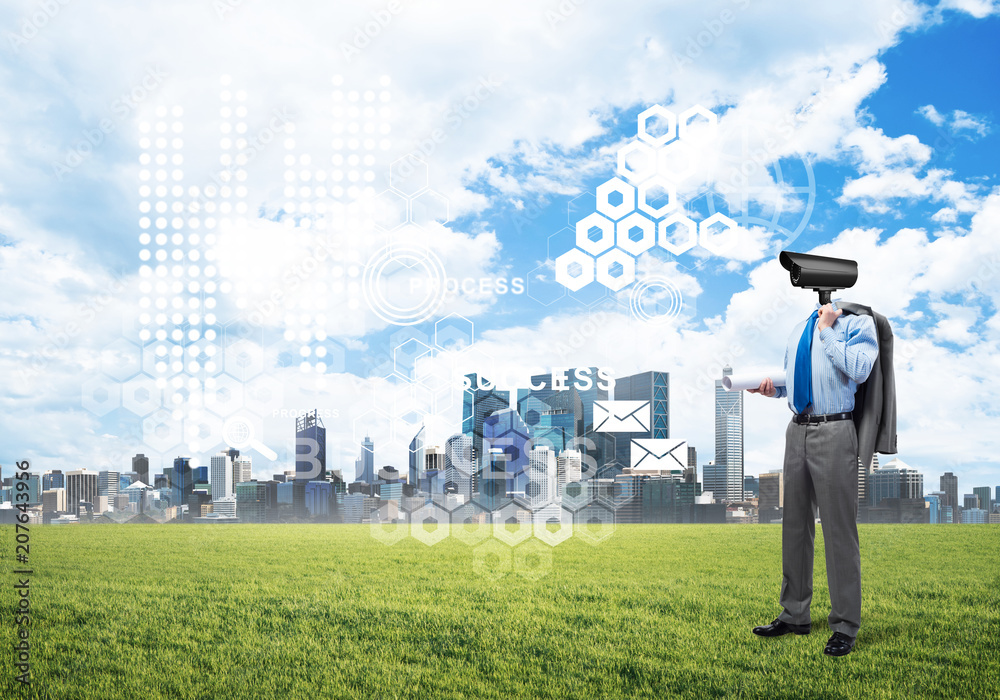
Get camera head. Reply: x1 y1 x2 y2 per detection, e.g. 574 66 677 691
779 250 858 305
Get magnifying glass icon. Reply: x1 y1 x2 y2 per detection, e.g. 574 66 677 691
222 415 277 460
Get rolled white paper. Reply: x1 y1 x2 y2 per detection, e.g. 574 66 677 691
722 371 786 392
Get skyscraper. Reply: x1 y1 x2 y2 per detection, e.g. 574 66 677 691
132 454 149 485
463 373 510 466
43 470 64 491
409 426 426 487
702 462 725 503
236 480 268 523
98 470 120 502
759 470 784 511
66 469 99 514
940 472 958 513
714 365 743 502
295 409 326 481
444 433 473 499
972 487 991 514
172 457 193 508
356 435 375 484
210 451 234 500
234 455 252 484
870 458 923 507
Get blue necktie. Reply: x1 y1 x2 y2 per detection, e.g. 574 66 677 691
793 310 819 414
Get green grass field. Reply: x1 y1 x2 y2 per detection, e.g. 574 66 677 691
2 524 998 699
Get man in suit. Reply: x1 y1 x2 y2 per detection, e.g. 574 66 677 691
748 301 878 657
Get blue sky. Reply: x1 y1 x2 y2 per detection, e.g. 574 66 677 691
1 0 999 497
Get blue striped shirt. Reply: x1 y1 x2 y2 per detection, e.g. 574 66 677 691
774 304 879 414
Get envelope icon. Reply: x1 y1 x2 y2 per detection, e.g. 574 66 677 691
594 400 650 432
630 438 687 471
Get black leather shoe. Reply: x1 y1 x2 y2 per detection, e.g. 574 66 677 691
752 618 811 637
824 632 856 656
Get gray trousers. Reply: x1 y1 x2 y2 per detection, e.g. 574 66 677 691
776 418 861 639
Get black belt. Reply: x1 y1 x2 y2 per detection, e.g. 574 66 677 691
792 412 852 424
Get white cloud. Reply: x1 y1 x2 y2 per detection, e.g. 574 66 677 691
917 104 991 138
937 0 1000 19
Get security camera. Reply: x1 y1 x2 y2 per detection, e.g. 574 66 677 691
779 250 858 305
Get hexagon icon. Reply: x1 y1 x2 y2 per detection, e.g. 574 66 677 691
637 105 677 147
575 212 615 256
372 189 408 231
389 155 429 197
595 249 636 292
410 503 450 546
526 263 567 307
244 374 283 417
410 190 449 227
203 374 245 418
574 504 615 545
637 177 678 219
512 539 553 581
100 338 142 382
183 411 223 455
678 105 718 141
393 338 434 379
699 213 739 255
224 339 264 381
533 505 574 547
657 140 697 182
371 504 409 546
493 502 533 546
616 141 656 183
81 375 121 416
561 481 592 511
434 313 474 352
142 408 183 453
615 212 656 257
472 539 512 581
595 177 636 221
658 214 699 255
121 373 162 417
554 249 595 293
450 502 492 546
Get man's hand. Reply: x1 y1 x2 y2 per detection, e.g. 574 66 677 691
817 303 843 332
747 377 776 397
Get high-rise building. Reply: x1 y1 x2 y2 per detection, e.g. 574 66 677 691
234 455 252 484
132 454 149 485
925 492 943 524
961 508 987 524
714 365 744 502
409 426 426 487
483 407 533 493
612 370 670 471
422 446 446 493
172 457 194 509
963 493 980 510
66 470 99 513
972 487 991 514
42 488 67 514
527 445 557 506
463 373 511 466
212 496 237 518
870 458 923 507
743 475 759 498
940 472 959 517
356 435 375 484
295 409 326 481
702 462 725 503
98 470 120 502
193 466 209 484
235 481 267 523
211 452 234 500
43 470 65 491
859 454 879 504
444 433 474 499
304 481 334 519
557 449 583 492
759 470 783 511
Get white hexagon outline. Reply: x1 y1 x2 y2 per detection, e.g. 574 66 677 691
678 105 719 140
100 338 142 382
203 374 246 419
658 214 699 255
533 505 574 547
554 249 595 292
526 262 568 307
656 140 698 182
698 212 739 255
595 249 636 292
243 374 283 418
636 177 678 219
493 502 533 546
560 480 592 511
434 313 474 352
81 375 121 417
615 212 657 257
371 503 410 545
142 408 183 453
410 503 450 546
472 539 512 580
389 156 429 197
637 105 677 147
224 339 264 381
616 141 657 183
121 373 162 417
450 503 492 546
409 189 450 227
393 338 434 377
595 177 636 221
575 212 615 256
372 189 409 231
574 504 616 545
512 539 553 581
